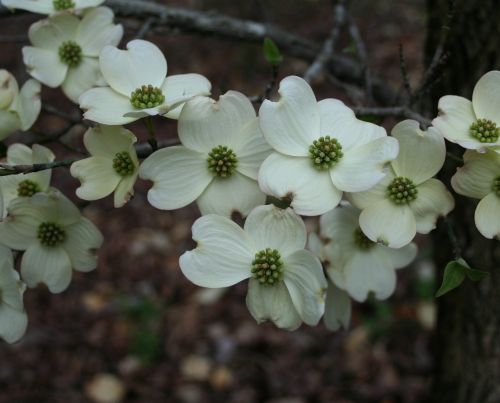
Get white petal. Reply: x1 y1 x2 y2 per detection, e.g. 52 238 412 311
71 156 121 201
28 14 79 49
0 110 20 140
73 0 105 9
178 91 255 152
258 153 342 216
15 79 42 130
359 198 416 248
83 125 137 157
283 250 326 325
139 146 212 210
21 244 72 293
451 149 500 199
319 204 359 239
324 280 351 331
472 71 500 126
79 87 137 125
246 278 302 330
234 118 272 180
61 57 101 103
244 204 306 256
259 75 320 156
318 98 387 150
31 190 81 226
197 173 265 218
77 7 123 57
331 136 398 192
0 198 41 250
410 179 454 233
162 73 212 119
475 193 500 239
346 171 394 210
391 120 446 184
0 304 27 344
22 46 68 87
432 95 476 146
63 217 103 272
382 242 418 269
114 173 138 208
3 0 53 13
307 232 324 260
0 246 13 267
343 250 396 302
100 39 167 96
179 215 253 288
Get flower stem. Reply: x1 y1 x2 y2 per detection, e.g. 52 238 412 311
145 116 158 151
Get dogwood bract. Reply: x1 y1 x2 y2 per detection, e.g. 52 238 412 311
2 0 104 14
451 150 500 239
309 204 417 302
0 143 54 217
0 245 28 344
324 280 351 331
22 7 123 103
257 75 398 216
433 71 500 152
0 190 103 293
0 70 41 140
70 125 139 208
140 91 271 217
180 205 327 330
79 39 212 125
348 120 455 248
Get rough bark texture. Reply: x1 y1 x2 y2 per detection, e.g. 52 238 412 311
428 1 500 402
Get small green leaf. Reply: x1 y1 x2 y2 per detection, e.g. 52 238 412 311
456 258 490 281
263 37 283 65
435 261 466 297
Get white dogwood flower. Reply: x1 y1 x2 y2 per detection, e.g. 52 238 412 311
180 205 327 330
309 204 417 302
79 39 212 125
451 150 500 239
257 75 398 216
324 280 351 331
433 71 500 152
0 190 103 293
2 0 104 14
0 245 28 344
140 91 271 217
70 126 139 208
0 70 41 140
348 120 455 248
22 7 123 103
0 143 54 217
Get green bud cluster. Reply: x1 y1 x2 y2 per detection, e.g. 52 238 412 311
309 136 343 170
130 85 165 109
17 179 41 197
113 151 135 177
492 176 500 197
58 41 82 67
470 119 499 143
387 176 418 204
38 222 66 247
353 227 375 250
53 0 75 10
207 145 238 178
251 248 284 285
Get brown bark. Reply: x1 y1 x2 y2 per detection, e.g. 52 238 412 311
428 1 500 402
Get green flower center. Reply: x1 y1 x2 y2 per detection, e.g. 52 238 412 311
53 0 75 10
309 136 343 170
251 248 284 286
38 222 66 247
492 176 500 197
469 119 499 143
353 227 375 250
58 41 82 67
17 179 41 197
207 145 238 178
113 151 135 177
130 85 165 109
387 176 418 205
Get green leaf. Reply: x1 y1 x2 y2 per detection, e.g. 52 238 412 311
263 37 283 65
435 258 489 297
342 41 357 54
435 261 466 297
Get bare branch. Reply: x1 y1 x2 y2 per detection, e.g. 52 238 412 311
398 43 412 101
346 15 372 102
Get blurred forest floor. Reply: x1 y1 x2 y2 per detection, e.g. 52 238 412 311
0 0 437 402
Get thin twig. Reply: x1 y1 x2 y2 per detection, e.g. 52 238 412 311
135 17 156 39
346 15 372 102
399 43 412 101
42 104 81 124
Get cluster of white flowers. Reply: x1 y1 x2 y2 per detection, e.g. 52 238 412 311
0 0 496 343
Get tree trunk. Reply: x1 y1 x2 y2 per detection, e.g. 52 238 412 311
428 1 500 402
